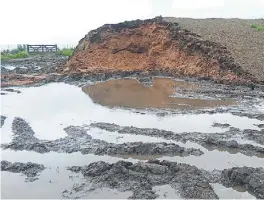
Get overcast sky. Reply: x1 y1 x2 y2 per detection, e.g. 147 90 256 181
1 0 264 47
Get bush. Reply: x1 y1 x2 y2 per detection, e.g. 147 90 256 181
1 51 28 60
58 48 74 56
251 24 264 31
257 26 264 31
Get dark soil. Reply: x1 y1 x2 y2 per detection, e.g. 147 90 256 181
1 115 7 127
221 166 264 199
66 160 220 199
1 118 203 157
1 160 45 182
91 122 264 158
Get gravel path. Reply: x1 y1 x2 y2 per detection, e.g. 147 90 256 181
164 18 264 82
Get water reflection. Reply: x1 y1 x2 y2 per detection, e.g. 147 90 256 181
82 78 236 109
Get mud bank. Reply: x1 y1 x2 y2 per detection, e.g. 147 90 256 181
91 122 264 157
66 160 264 199
66 160 219 199
1 160 45 182
221 167 264 199
1 118 203 157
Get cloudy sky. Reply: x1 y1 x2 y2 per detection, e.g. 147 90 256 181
1 0 264 47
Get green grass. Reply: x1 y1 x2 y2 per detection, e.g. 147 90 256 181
1 51 28 60
257 26 264 31
251 24 264 31
58 48 74 56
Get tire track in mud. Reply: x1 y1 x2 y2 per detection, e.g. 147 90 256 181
1 117 264 199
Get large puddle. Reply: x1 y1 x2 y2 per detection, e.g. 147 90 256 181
82 78 236 109
1 82 264 199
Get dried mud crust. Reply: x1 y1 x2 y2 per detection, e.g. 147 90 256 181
91 122 264 157
1 118 203 157
1 160 45 182
66 17 257 83
66 160 220 199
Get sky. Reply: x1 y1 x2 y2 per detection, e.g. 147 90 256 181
1 0 264 47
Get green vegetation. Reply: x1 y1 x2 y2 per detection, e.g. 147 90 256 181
251 24 264 31
257 26 264 31
58 48 74 56
1 51 28 60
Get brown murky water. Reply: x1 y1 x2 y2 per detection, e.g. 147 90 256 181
82 78 236 109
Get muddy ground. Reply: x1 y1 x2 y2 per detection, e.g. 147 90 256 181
1 56 264 199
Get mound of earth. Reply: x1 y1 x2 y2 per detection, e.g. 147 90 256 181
64 16 263 84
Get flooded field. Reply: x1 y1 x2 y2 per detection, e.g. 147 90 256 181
1 78 264 199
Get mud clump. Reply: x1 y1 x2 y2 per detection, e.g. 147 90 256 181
2 118 203 157
1 115 7 127
212 122 231 128
67 160 219 199
1 160 45 182
204 137 264 157
221 167 264 199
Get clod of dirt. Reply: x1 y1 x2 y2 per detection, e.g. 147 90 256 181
212 122 231 128
254 124 264 129
67 160 219 199
2 118 203 157
2 88 21 93
1 115 7 127
221 166 264 199
1 160 45 182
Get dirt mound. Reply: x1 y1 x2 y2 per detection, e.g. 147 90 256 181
65 16 258 84
164 18 264 83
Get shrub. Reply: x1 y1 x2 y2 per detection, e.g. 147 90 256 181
251 24 258 28
257 26 264 31
1 51 28 60
58 48 74 56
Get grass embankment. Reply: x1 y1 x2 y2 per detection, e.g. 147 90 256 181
1 51 28 60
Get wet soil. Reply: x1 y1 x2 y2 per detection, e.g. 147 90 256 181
91 122 264 158
1 160 45 182
1 115 6 127
1 56 264 199
1 117 203 157
66 160 219 199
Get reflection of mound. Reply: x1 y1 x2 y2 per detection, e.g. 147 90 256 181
82 78 235 109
